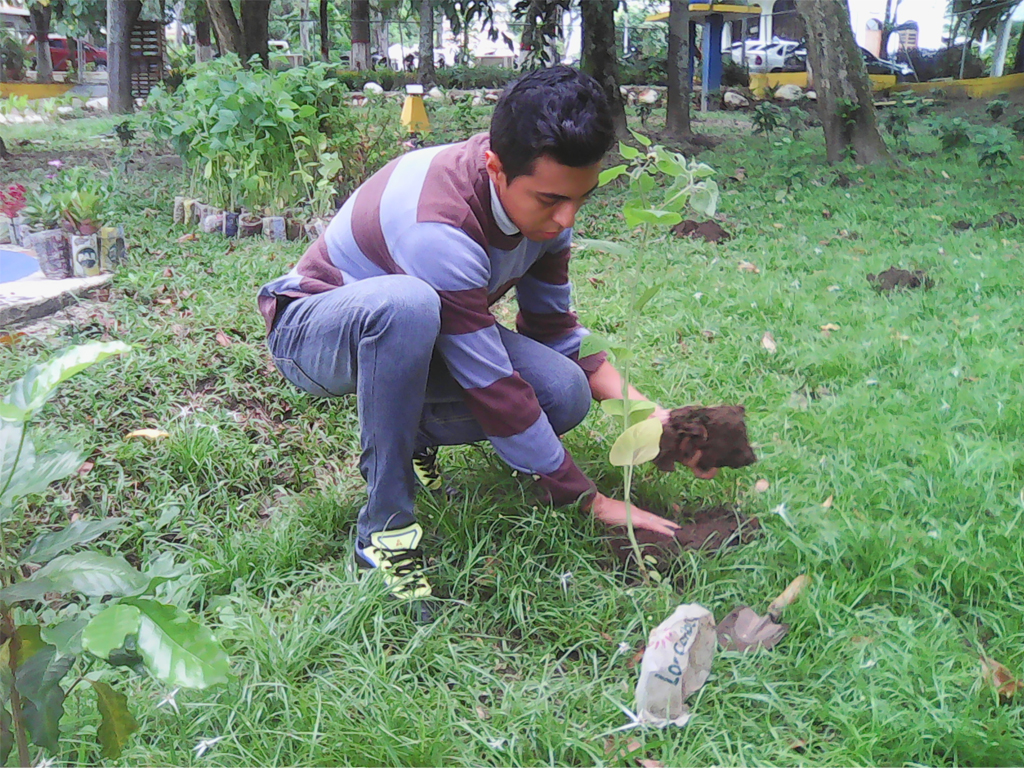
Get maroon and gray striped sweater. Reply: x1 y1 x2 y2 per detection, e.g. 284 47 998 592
258 133 605 507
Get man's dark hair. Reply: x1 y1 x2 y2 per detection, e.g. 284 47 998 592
490 66 615 182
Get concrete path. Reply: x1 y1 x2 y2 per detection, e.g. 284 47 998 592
0 269 111 329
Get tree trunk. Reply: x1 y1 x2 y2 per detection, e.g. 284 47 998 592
196 12 214 63
992 13 1012 77
1014 17 1024 73
351 0 371 70
30 4 53 84
372 6 389 66
107 0 143 113
796 0 890 165
240 0 271 67
299 0 311 58
206 0 244 59
320 0 330 61
418 0 436 83
665 0 691 137
580 0 627 139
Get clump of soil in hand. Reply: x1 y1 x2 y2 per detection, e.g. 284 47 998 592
607 505 760 567
867 267 934 292
653 405 757 473
671 219 731 243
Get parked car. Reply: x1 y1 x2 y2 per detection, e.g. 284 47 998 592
729 40 765 65
26 35 106 71
745 39 803 73
782 45 913 80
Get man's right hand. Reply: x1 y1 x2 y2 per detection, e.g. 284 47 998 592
587 492 681 538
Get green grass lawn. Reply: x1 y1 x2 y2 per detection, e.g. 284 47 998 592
2 104 1024 767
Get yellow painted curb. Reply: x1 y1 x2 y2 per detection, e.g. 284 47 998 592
893 72 1024 98
749 72 897 93
0 83 74 99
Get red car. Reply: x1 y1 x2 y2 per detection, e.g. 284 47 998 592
26 35 107 71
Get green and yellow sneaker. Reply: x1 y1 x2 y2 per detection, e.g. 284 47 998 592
355 523 433 601
412 447 443 491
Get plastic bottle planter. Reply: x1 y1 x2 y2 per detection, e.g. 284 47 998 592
183 198 197 226
173 196 186 225
286 218 303 241
8 215 28 246
304 217 329 240
262 216 287 242
222 211 240 238
201 210 223 234
70 234 101 278
239 213 263 238
25 229 72 279
98 226 125 272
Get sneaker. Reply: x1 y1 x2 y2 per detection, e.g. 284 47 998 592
412 447 443 491
355 523 433 601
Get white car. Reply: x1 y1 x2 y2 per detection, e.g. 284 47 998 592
730 40 765 65
744 40 803 72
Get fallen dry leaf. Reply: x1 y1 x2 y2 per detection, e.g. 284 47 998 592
177 232 198 243
821 209 832 219
821 323 841 332
772 222 784 229
215 331 233 347
822 495 834 508
475 704 491 720
126 429 170 441
162 267 174 278
732 167 746 181
77 460 94 476
790 739 808 753
941 170 950 179
625 740 643 755
639 760 664 768
761 332 777 353
599 631 614 642
0 331 24 346
981 656 1023 701
701 330 716 342
738 260 760 274
754 479 770 493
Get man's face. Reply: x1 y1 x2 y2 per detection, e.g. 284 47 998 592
486 151 601 242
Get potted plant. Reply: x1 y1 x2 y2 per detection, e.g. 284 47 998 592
21 186 72 279
0 183 26 244
60 189 104 277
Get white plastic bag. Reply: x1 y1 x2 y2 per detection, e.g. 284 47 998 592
635 603 716 727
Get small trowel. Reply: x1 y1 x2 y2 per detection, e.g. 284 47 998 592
717 575 810 652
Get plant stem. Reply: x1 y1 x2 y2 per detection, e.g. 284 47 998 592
3 612 31 768
0 424 26 582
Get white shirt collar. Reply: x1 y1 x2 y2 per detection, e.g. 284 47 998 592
489 178 520 237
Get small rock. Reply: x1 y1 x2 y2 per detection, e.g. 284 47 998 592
805 90 817 100
350 94 368 107
56 105 74 116
471 95 485 107
84 97 107 111
484 89 500 102
724 91 750 109
363 81 384 95
775 84 804 102
427 86 444 100
638 88 660 105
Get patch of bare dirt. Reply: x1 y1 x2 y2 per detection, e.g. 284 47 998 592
0 144 180 177
671 219 731 243
867 267 934 292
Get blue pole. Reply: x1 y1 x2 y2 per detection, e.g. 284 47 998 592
701 13 724 110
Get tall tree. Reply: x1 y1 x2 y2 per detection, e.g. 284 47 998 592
205 0 271 67
513 0 569 68
29 2 53 83
351 0 371 69
438 1 500 64
796 0 890 165
665 0 690 137
107 0 143 113
580 0 626 138
418 0 436 83
320 0 330 60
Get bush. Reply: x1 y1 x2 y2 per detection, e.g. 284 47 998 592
620 56 667 86
722 57 750 88
143 57 405 215
907 46 984 81
435 65 516 90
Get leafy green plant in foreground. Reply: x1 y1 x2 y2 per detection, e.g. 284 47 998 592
579 132 719 580
0 343 231 766
751 101 784 140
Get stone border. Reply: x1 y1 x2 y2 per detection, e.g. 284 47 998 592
0 271 111 329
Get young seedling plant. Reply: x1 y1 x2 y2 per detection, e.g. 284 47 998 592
578 131 719 582
0 343 231 766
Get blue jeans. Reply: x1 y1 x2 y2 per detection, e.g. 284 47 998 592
267 275 591 542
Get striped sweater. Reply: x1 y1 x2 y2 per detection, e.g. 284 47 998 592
258 133 604 507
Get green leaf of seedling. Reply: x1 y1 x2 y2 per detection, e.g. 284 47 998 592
624 205 683 228
630 129 652 147
579 333 612 361
608 346 633 364
636 172 656 195
40 618 89 659
0 342 131 422
600 399 657 427
618 142 640 160
19 518 123 566
121 598 230 689
691 162 716 179
609 418 664 467
633 283 663 314
0 430 86 510
656 156 684 176
12 627 72 754
91 681 138 759
575 238 633 258
689 182 720 217
0 553 149 604
83 605 142 661
0 706 11 764
598 164 628 186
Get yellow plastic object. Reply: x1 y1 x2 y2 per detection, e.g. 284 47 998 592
0 83 74 99
401 93 430 134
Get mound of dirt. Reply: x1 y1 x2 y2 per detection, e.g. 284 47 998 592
606 505 760 567
653 405 757 472
671 220 731 243
867 267 934 292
